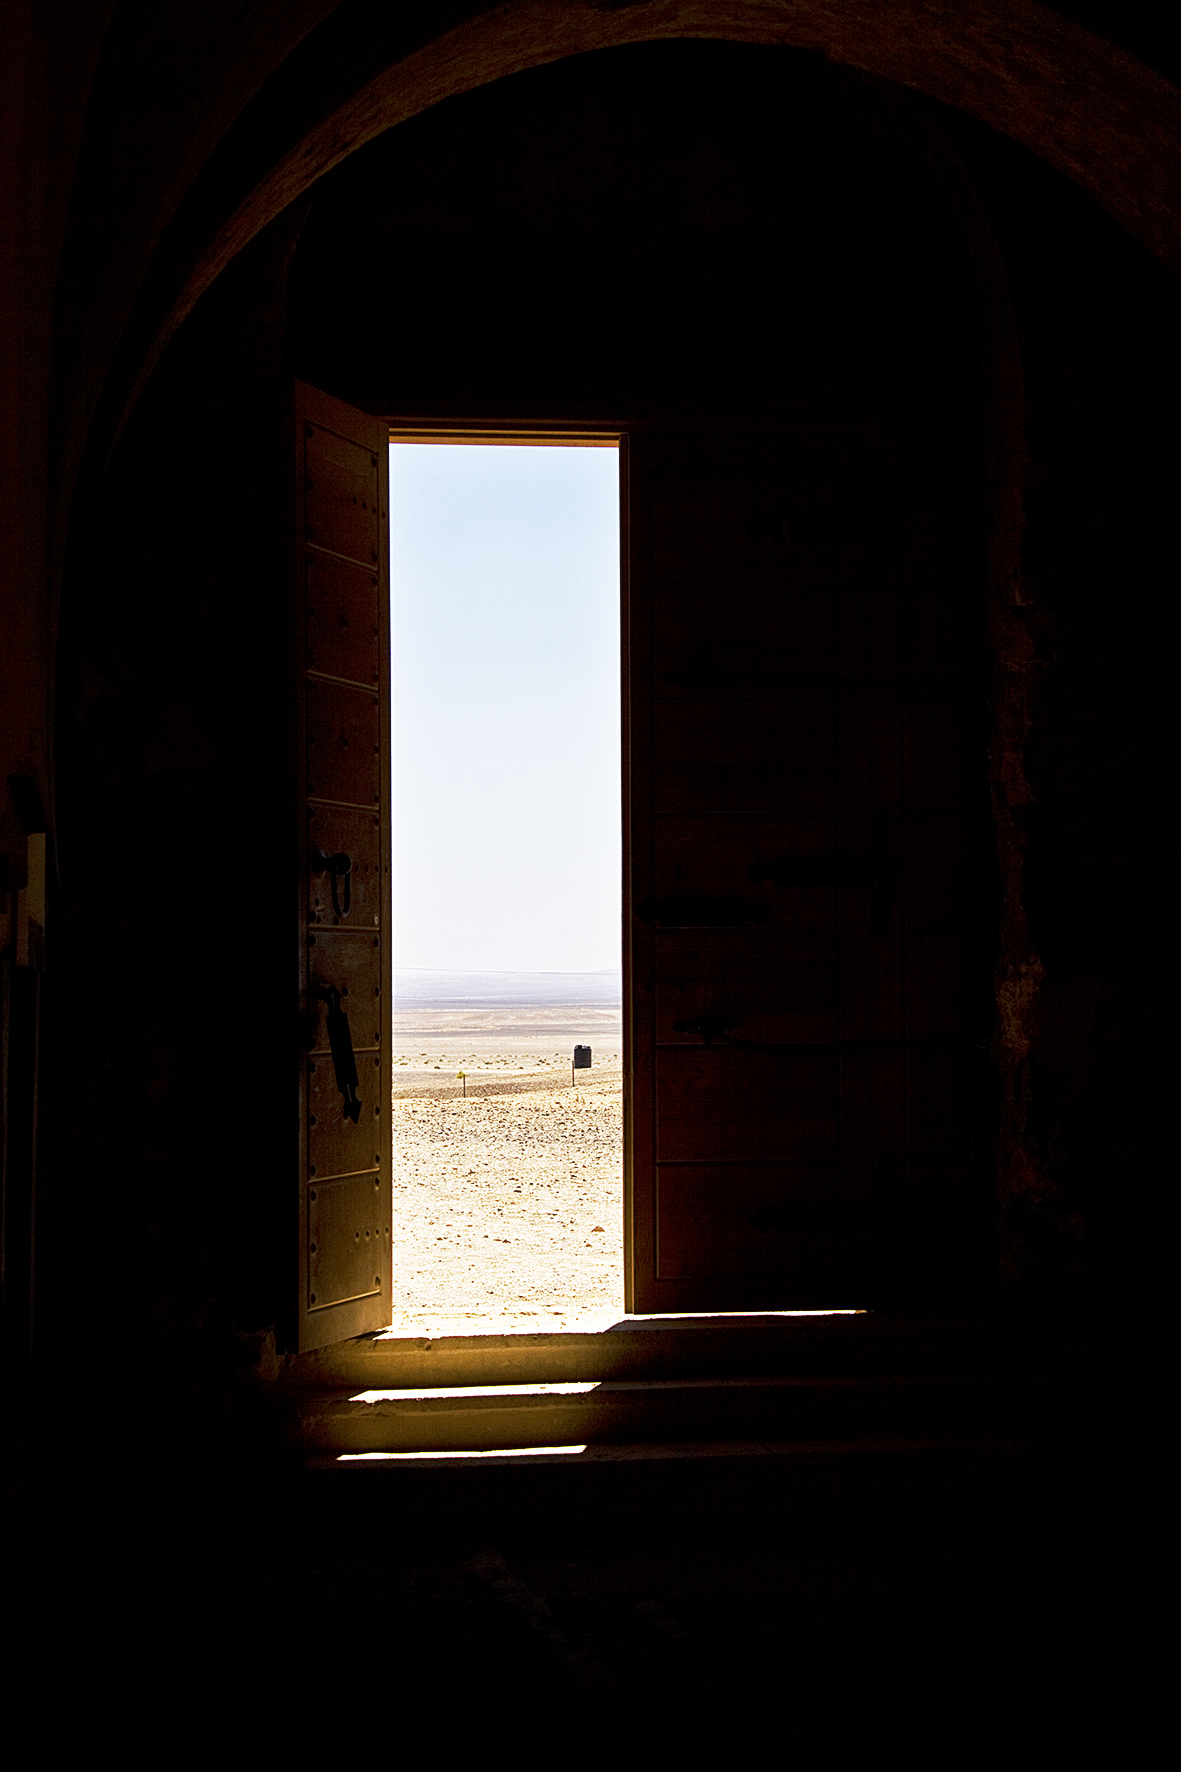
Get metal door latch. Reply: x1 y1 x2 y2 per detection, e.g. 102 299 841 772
314 983 362 1122
312 848 352 918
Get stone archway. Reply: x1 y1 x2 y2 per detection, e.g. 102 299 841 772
173 0 1181 356
79 1 1181 602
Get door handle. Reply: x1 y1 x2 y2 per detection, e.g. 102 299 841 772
312 848 352 918
314 983 362 1122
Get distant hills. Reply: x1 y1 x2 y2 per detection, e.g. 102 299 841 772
394 969 622 1010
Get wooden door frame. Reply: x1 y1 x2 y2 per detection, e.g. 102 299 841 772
382 419 635 1317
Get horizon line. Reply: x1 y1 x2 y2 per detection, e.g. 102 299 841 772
394 966 621 976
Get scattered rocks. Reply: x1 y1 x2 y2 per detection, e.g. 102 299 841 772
392 1060 623 1316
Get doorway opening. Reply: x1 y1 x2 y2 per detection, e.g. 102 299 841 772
388 434 624 1331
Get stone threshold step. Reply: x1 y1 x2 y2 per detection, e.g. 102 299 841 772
279 1313 1027 1394
307 1433 1022 1472
295 1372 1018 1454
301 1433 1040 1522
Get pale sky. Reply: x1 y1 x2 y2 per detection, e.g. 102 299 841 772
389 442 621 973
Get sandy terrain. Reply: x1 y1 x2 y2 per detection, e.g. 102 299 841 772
391 1001 624 1330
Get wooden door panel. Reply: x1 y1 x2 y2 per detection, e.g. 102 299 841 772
627 418 986 1311
653 585 838 685
903 818 971 926
306 680 380 807
649 814 838 921
838 1048 907 1166
901 584 974 676
655 1165 868 1289
295 383 391 1352
306 553 381 685
307 1171 389 1312
304 426 382 563
654 929 838 1045
903 700 971 815
309 1049 384 1177
906 1050 975 1157
306 929 383 1053
655 1048 838 1163
904 932 973 1036
904 1159 974 1225
307 806 382 928
653 699 835 814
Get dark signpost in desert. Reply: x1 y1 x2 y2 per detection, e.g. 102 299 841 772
573 1045 592 1086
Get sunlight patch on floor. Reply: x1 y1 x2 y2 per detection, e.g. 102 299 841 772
335 1444 589 1462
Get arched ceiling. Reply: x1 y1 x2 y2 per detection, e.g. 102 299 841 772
59 0 1181 539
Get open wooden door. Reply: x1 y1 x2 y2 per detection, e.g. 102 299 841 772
293 382 392 1352
625 420 990 1313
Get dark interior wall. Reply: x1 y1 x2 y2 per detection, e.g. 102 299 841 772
1008 173 1175 1313
935 111 1179 1310
46 208 309 1440
42 42 1177 1426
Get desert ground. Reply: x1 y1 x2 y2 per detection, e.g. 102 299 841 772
391 993 624 1331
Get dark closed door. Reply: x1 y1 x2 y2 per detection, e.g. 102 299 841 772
625 421 990 1313
294 382 392 1352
